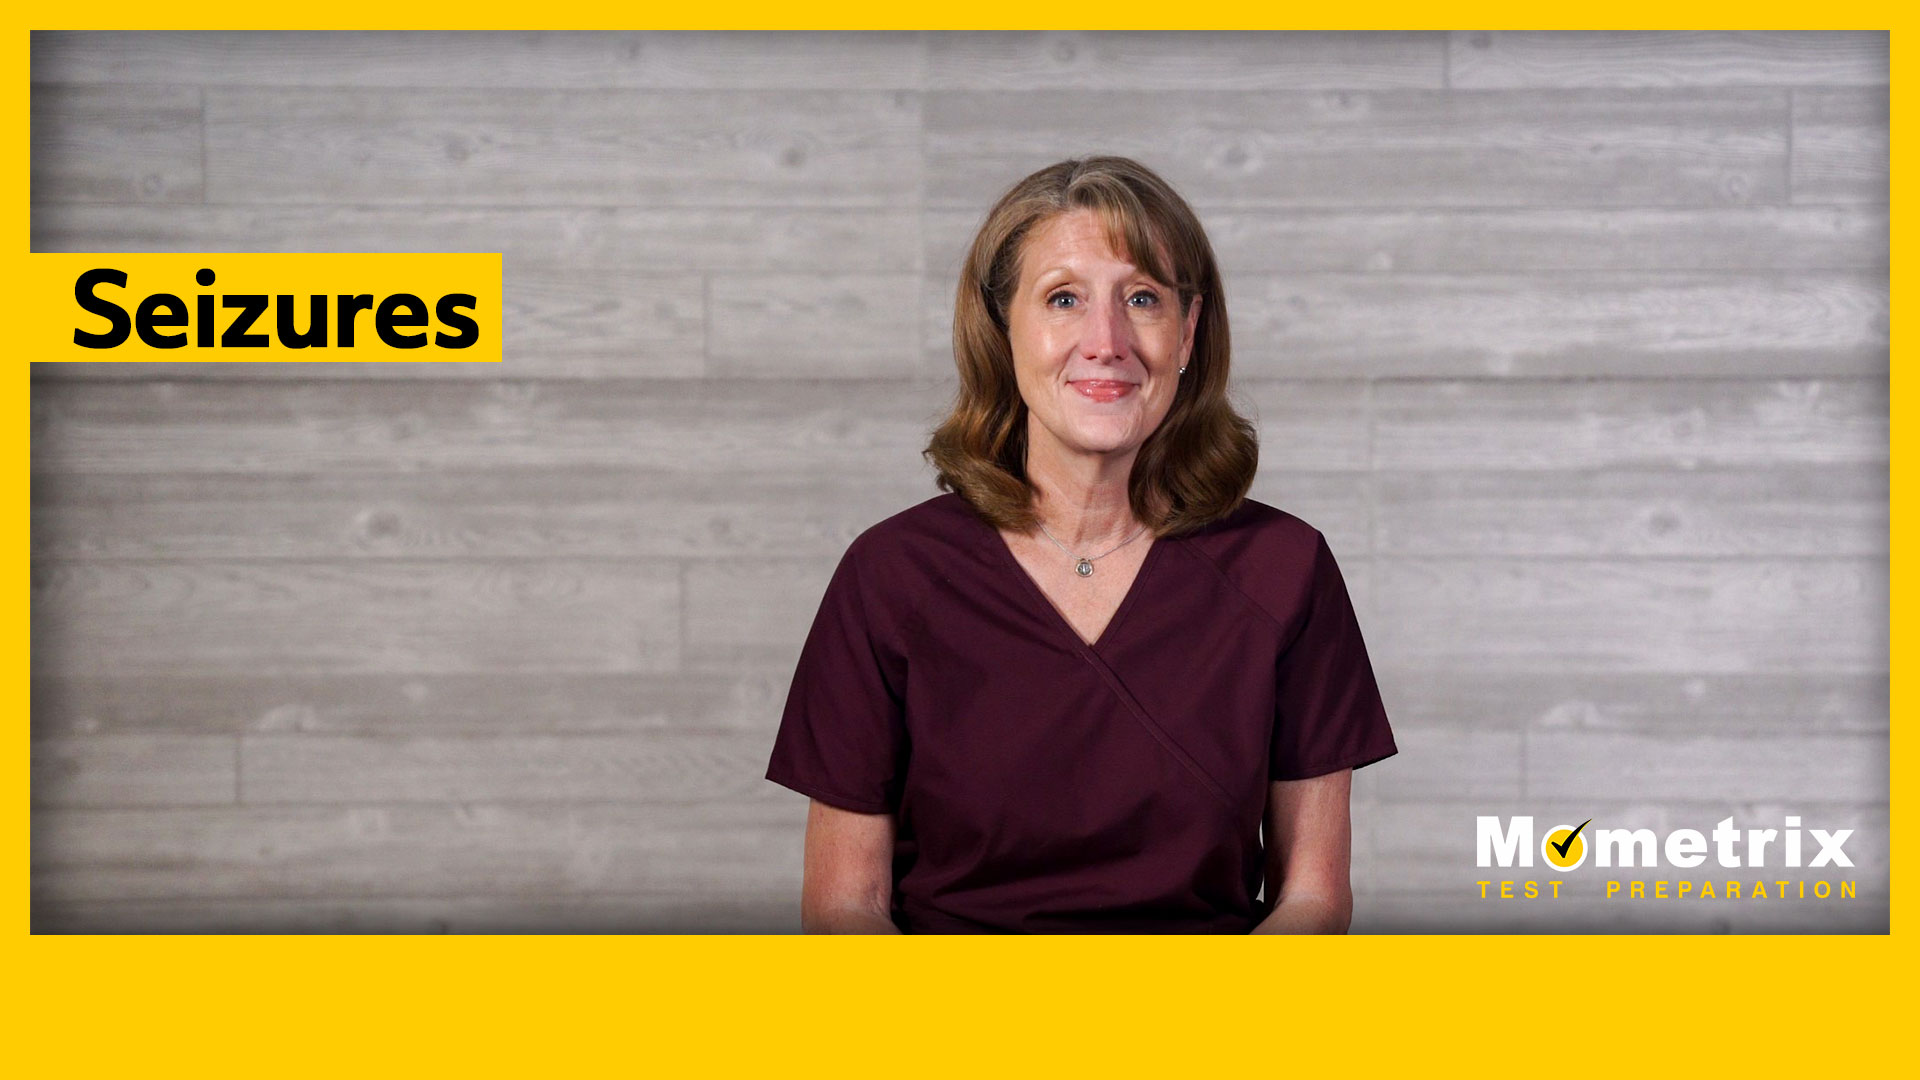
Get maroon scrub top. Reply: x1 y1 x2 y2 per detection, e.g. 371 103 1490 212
764 491 1397 933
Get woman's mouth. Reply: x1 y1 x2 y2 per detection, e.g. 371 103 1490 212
1070 380 1136 403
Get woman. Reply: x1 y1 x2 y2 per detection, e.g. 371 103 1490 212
764 156 1397 933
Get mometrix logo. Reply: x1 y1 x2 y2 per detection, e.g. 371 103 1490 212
1477 816 1853 870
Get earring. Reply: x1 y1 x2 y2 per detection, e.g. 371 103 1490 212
1178 365 1187 375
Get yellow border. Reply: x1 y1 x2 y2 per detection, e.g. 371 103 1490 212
11 11 1904 1074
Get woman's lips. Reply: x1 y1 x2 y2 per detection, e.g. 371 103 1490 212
1070 379 1137 403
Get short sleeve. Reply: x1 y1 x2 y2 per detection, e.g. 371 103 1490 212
1269 531 1398 781
764 538 910 814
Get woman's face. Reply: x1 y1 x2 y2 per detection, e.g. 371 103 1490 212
1005 207 1200 467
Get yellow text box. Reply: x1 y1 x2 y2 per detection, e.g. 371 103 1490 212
28 252 501 361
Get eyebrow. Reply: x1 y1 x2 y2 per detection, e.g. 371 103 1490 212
1033 266 1163 288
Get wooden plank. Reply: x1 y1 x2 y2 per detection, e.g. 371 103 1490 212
1369 669 1887 736
1226 271 1885 378
926 88 1788 209
240 731 780 804
1526 731 1886 803
31 558 681 676
31 378 953 478
928 31 1445 90
33 30 925 90
32 205 919 274
708 274 934 379
32 469 939 560
1791 87 1887 205
31 84 201 204
1178 380 1371 471
32 735 235 806
501 266 701 379
240 726 779 803
1373 378 1887 471
1359 668 1890 818
1370 556 1885 674
1375 465 1886 556
31 668 800 737
203 88 920 207
1450 31 1887 88
31 890 802 933
31 799 805 902
684 558 838 670
1200 206 1886 273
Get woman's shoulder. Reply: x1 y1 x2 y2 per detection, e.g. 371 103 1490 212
1179 495 1324 562
1176 496 1333 626
839 491 984 572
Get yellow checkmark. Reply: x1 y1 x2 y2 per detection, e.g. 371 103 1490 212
1542 820 1591 871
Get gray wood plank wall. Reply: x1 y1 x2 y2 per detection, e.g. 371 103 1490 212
29 31 1888 933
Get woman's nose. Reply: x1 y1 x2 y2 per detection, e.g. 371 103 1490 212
1080 296 1132 360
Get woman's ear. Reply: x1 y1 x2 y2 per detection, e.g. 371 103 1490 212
1181 294 1203 361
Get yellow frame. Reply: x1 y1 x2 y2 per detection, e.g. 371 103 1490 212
11 9 1903 1073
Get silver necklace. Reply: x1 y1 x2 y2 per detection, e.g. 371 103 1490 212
1036 518 1149 578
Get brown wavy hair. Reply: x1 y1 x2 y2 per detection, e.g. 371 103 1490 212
922 155 1258 538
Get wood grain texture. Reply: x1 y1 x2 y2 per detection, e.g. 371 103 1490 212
32 800 804 902
1366 669 1887 736
33 735 236 806
34 30 927 91
1449 31 1887 88
32 377 952 477
708 274 933 379
1791 87 1888 205
1370 557 1884 674
1225 272 1885 378
501 266 703 378
239 731 783 804
1375 466 1886 557
33 470 939 560
926 88 1789 209
32 668 802 737
1231 379 1373 471
32 558 681 676
928 31 1445 90
33 205 920 272
28 32 1888 934
1373 378 1886 471
203 88 921 207
31 84 202 204
1524 731 1886 802
684 558 839 670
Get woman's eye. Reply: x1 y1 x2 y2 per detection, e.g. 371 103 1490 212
1044 290 1158 309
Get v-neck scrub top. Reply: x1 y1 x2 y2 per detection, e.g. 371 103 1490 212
764 492 1397 933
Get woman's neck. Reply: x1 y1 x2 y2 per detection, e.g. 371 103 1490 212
1022 431 1144 549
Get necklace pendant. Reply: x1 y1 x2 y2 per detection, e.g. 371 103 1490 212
1075 558 1094 577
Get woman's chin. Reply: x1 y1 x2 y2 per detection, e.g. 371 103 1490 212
1061 427 1144 459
